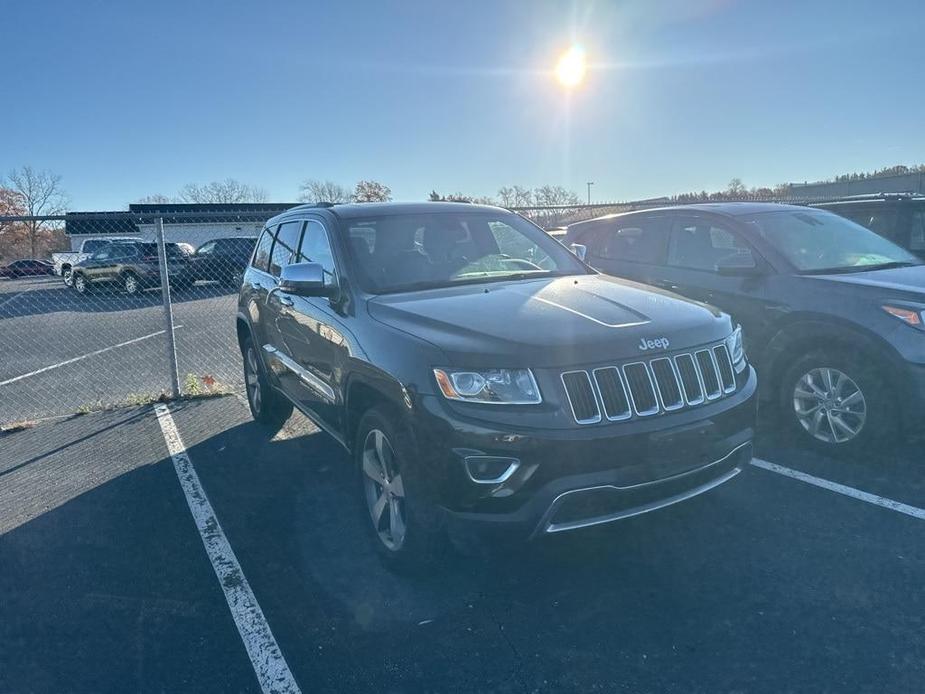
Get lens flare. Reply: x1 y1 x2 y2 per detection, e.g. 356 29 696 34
555 45 587 87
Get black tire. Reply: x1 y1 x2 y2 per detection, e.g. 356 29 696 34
72 272 91 294
122 271 141 296
355 406 445 572
242 336 292 431
62 267 74 287
778 349 894 457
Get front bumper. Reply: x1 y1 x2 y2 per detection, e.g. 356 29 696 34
412 366 757 538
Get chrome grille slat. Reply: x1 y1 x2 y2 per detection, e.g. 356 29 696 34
561 339 740 424
674 353 705 405
560 370 601 424
695 349 722 400
713 344 736 393
622 362 659 416
592 367 632 421
649 357 684 411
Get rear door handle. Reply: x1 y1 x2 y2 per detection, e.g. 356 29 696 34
654 279 680 291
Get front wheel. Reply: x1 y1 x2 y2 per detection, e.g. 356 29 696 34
242 337 292 430
73 273 90 294
780 350 893 456
62 268 74 287
123 272 141 295
356 407 444 571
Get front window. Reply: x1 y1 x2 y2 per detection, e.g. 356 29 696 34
740 210 921 273
344 212 590 293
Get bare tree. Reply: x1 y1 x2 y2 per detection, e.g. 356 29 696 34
497 185 534 208
533 185 581 207
5 166 69 258
353 180 392 203
177 179 268 204
298 179 352 204
136 194 174 204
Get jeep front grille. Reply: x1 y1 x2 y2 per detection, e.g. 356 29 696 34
561 342 738 424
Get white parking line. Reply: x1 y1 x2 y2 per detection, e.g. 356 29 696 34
0 326 182 387
153 403 302 694
0 290 28 311
751 458 925 521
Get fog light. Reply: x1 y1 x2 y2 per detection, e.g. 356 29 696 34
464 456 520 484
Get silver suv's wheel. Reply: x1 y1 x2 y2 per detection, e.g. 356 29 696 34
63 268 73 287
361 428 407 551
793 367 867 444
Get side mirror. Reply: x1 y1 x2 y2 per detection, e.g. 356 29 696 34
570 243 588 261
716 251 763 276
279 262 334 296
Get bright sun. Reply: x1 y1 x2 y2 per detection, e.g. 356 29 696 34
555 45 587 87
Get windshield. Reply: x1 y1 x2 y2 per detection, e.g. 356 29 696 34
344 211 589 293
740 209 921 273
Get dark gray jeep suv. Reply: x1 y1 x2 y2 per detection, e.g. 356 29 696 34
236 202 756 568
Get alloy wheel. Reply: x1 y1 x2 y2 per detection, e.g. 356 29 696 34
245 346 262 414
74 275 86 293
124 274 139 295
63 269 73 287
792 367 867 444
362 429 407 551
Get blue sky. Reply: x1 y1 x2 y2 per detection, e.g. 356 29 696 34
4 0 923 210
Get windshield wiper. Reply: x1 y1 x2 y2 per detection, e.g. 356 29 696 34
379 271 573 294
805 261 922 275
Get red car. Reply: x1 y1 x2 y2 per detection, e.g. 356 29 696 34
0 259 54 278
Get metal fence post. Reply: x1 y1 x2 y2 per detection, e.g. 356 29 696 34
156 217 181 398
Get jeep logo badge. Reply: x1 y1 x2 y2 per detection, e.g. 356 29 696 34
639 337 670 351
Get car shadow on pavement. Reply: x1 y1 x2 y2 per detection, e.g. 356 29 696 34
0 281 235 320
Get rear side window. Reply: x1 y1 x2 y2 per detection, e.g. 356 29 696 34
581 217 668 264
269 221 304 277
668 218 751 271
252 227 276 272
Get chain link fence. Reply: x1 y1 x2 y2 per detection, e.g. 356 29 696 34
0 209 292 426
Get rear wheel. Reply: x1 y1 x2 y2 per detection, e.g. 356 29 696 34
62 267 73 287
780 349 893 456
242 336 292 430
356 407 444 571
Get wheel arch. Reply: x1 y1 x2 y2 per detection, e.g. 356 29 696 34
761 318 901 398
343 371 412 457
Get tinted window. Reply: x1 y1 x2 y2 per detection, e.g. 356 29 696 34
83 239 110 253
668 218 751 271
581 217 668 264
196 241 216 256
835 205 899 242
345 212 587 293
252 227 275 272
297 220 336 283
740 210 920 272
269 221 303 277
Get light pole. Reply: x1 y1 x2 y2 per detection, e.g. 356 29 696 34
586 181 594 205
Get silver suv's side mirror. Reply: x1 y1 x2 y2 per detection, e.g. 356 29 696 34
570 243 587 261
279 262 333 296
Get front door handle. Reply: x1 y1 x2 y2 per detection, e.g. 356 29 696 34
278 295 294 307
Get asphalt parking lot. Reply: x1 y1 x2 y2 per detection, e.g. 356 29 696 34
2 394 922 693
0 276 241 425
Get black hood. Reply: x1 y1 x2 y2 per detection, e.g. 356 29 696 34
367 275 732 368
804 264 925 299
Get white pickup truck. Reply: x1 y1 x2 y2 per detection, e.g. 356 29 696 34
52 237 137 286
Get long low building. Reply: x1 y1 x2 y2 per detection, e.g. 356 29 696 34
64 202 301 250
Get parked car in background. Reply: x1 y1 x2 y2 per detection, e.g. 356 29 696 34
0 259 54 278
566 203 925 455
71 240 191 295
186 236 257 288
53 237 138 286
812 193 925 259
236 202 756 568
